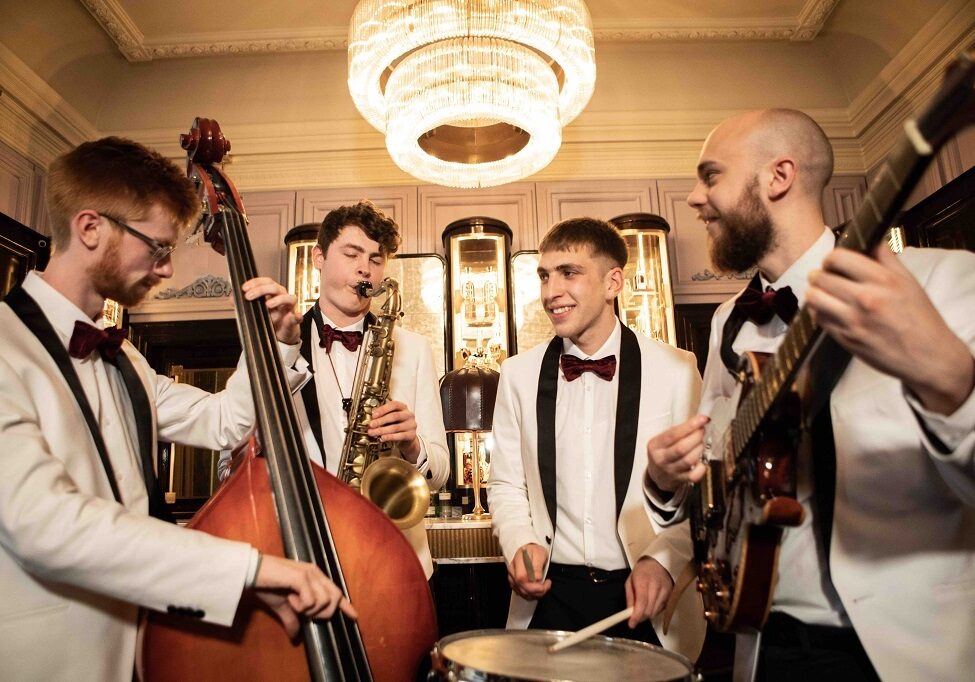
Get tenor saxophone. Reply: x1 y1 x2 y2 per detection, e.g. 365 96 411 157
337 277 430 528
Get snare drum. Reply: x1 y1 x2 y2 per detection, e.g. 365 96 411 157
430 629 695 681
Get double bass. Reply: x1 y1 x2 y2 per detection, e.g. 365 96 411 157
138 118 437 681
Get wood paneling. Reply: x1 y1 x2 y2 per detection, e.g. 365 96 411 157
419 183 536 254
296 186 420 251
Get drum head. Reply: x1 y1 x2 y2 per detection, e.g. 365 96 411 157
437 629 693 682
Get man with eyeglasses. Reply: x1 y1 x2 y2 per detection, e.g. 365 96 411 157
100 212 178 262
0 137 356 681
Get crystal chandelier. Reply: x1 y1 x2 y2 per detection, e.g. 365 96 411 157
348 1 596 189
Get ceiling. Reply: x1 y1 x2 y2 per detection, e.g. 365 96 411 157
1 0 973 187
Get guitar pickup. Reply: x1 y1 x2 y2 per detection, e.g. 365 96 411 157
700 459 726 529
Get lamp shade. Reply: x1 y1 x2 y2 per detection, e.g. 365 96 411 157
439 365 500 433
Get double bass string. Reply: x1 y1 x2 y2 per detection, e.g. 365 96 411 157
221 203 370 680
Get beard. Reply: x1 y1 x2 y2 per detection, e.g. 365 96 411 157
87 238 158 308
708 178 775 274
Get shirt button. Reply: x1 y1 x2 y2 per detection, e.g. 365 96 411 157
585 472 592 480
585 517 592 525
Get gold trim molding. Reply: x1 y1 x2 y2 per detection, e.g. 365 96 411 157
81 0 841 63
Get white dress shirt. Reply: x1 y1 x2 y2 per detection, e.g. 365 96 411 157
551 322 628 570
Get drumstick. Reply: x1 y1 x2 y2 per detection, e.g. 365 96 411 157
547 606 634 654
522 548 536 582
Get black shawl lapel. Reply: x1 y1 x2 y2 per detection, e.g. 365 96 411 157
613 324 641 519
300 305 377 461
113 350 173 522
300 306 325 456
4 287 123 503
536 336 562 530
719 273 762 375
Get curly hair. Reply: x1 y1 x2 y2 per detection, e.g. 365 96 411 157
46 137 199 251
538 217 628 268
317 201 401 256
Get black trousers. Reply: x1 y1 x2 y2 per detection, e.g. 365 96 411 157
757 612 880 681
527 562 661 646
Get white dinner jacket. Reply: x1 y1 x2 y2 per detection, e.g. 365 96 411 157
664 247 975 681
0 277 263 682
489 323 707 662
292 308 450 579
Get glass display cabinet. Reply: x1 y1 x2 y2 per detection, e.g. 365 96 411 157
509 250 553 354
442 217 513 371
609 213 677 346
284 222 321 315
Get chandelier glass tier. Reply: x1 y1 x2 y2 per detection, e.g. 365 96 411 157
348 1 595 189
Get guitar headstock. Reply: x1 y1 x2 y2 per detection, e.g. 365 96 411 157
180 117 245 256
915 51 975 152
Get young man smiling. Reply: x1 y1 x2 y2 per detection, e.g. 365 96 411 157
488 217 706 662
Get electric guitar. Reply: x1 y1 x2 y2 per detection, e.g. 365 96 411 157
691 51 975 633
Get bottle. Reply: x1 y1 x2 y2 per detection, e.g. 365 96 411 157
438 490 452 520
425 491 436 519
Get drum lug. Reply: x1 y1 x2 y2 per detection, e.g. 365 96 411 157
428 644 451 681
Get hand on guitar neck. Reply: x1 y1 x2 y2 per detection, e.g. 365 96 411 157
808 243 975 416
645 414 711 494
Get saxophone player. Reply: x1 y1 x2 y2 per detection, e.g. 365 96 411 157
293 201 450 579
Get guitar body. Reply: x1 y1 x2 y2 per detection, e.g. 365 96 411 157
692 351 804 632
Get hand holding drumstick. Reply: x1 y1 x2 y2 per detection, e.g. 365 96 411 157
507 543 551 601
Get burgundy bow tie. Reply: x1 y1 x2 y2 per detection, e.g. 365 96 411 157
734 285 798 325
68 320 126 361
319 323 364 353
560 354 617 382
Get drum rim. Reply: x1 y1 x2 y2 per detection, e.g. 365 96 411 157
434 628 694 681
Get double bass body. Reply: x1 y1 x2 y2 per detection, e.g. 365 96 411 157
139 448 436 681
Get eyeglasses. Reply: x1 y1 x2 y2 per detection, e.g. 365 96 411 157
100 213 177 262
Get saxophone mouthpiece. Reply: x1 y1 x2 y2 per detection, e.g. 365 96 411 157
355 280 373 297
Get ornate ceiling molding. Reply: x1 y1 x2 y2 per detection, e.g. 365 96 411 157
0 43 97 166
596 0 840 43
850 0 975 169
81 0 841 63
